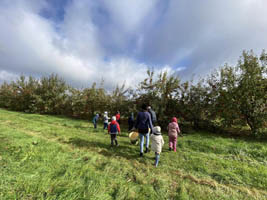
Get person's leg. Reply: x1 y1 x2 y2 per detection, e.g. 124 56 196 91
169 136 173 150
173 137 177 152
139 133 144 155
111 134 114 146
129 122 134 131
145 133 150 153
155 152 160 167
94 122 96 129
114 134 118 146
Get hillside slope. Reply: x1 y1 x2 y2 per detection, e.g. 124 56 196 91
0 109 266 199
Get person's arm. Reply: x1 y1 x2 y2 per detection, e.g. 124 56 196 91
148 113 153 130
177 123 181 133
108 124 111 134
116 122 121 133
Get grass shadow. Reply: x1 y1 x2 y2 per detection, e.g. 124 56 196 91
66 137 141 160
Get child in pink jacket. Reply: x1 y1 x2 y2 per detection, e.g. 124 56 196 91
167 117 181 152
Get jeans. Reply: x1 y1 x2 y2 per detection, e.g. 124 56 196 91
94 122 97 129
155 152 160 167
139 133 149 153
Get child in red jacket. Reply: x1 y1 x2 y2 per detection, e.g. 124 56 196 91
108 116 121 146
115 111 121 124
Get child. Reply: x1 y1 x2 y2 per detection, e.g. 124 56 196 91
116 111 121 124
92 113 99 129
151 126 164 167
167 117 181 152
103 111 109 130
108 116 121 146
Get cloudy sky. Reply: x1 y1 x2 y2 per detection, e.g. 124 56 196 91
0 0 267 88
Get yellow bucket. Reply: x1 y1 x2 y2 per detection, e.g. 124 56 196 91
129 131 139 140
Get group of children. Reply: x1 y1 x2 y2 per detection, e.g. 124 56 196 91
93 111 181 167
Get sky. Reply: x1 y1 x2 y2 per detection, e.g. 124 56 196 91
0 0 267 89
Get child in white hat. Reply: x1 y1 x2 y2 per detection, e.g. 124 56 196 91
108 116 121 146
103 111 109 130
150 126 164 167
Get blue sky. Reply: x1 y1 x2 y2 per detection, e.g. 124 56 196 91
0 0 267 88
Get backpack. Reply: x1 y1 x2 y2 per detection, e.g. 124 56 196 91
110 123 118 133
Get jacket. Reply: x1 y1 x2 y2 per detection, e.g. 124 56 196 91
108 120 121 134
149 109 157 123
151 134 164 153
92 114 99 123
116 114 120 121
167 122 180 138
103 115 109 123
135 111 153 133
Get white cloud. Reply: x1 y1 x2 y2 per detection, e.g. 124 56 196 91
0 0 160 88
102 0 159 32
0 0 267 88
0 70 19 84
141 0 267 80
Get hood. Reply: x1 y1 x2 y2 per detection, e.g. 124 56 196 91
153 126 161 134
111 120 117 125
172 117 177 123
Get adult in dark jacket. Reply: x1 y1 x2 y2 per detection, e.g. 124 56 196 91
128 113 135 131
147 106 157 125
135 104 153 156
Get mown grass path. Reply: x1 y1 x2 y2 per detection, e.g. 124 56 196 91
0 109 267 199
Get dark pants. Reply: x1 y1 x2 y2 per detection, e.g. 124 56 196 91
110 134 118 146
128 122 134 131
94 122 97 129
103 122 108 129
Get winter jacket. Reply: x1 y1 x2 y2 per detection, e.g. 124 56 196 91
92 114 99 123
108 120 121 134
167 121 180 138
148 109 157 124
103 115 109 123
151 133 164 153
116 114 120 121
135 111 153 133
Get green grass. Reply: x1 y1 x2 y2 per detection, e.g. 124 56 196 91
0 108 266 200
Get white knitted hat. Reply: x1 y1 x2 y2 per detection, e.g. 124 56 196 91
112 116 116 121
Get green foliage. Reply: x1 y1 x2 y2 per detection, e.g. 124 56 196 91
208 50 267 134
176 80 210 129
137 69 180 126
0 50 266 135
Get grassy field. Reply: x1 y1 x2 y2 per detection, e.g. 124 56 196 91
0 109 267 200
